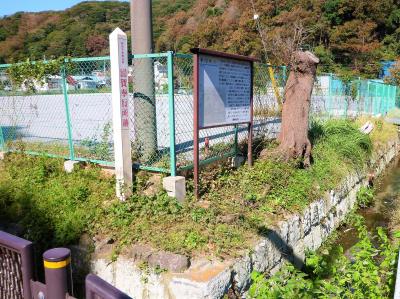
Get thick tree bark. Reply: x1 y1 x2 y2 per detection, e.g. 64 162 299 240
278 51 319 167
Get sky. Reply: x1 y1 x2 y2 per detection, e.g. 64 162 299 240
0 0 128 17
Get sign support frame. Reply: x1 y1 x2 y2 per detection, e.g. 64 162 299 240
191 48 257 199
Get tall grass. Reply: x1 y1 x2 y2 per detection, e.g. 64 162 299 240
311 119 372 167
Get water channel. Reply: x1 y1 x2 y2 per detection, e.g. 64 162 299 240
335 156 400 251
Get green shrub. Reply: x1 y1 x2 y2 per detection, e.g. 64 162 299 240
0 154 114 249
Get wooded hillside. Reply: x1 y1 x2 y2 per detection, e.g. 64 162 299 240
0 0 399 77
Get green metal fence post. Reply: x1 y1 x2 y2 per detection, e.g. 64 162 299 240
385 84 388 114
0 125 5 152
377 83 381 115
391 86 396 109
390 86 394 110
391 86 396 110
366 81 370 115
381 84 385 115
382 84 386 115
382 85 385 114
328 73 333 117
61 64 75 160
386 85 390 114
282 66 287 84
386 85 391 114
356 78 361 115
168 51 176 176
372 83 379 115
234 125 239 156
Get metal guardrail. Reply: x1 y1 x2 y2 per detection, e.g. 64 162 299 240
0 230 35 299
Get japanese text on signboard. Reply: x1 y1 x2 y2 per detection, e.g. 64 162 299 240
198 55 251 128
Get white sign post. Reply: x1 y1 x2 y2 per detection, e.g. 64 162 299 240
110 28 133 201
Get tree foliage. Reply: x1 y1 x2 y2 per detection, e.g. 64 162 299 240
0 0 400 77
7 58 67 92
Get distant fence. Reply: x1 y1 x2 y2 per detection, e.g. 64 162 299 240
0 54 398 174
311 74 398 118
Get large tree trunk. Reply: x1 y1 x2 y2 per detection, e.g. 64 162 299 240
278 51 319 167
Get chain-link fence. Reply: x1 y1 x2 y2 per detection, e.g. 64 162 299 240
66 57 114 164
171 56 285 171
129 53 172 173
311 73 398 118
0 57 114 165
0 54 398 175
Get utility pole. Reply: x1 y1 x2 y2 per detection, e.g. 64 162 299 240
130 0 157 161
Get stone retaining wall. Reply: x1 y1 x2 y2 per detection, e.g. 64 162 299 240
90 139 400 299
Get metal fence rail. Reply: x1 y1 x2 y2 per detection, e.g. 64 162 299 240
0 54 399 175
86 274 131 299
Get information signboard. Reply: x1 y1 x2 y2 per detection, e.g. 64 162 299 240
191 48 257 199
198 55 252 128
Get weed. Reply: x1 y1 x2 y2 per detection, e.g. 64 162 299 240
154 265 167 275
357 186 374 208
190 207 208 222
248 216 397 298
184 231 206 251
80 122 112 160
138 261 150 283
